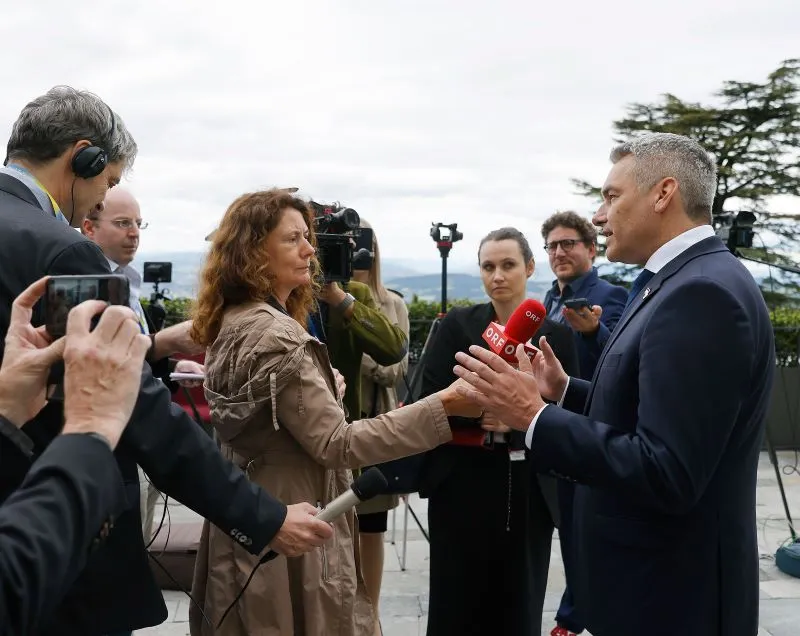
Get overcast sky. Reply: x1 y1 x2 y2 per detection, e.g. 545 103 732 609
1 0 798 273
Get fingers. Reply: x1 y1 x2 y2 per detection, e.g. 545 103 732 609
10 276 49 324
65 300 110 336
453 350 497 383
91 305 139 342
38 336 67 367
452 364 495 395
592 305 603 318
296 502 319 515
538 335 557 363
516 344 534 374
467 345 512 374
307 516 335 540
454 382 491 408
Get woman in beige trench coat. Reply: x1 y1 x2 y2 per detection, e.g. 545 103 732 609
188 188 479 636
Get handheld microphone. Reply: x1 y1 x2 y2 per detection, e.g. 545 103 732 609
481 298 547 364
316 466 389 522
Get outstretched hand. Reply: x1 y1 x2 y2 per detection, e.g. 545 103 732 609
452 344 545 432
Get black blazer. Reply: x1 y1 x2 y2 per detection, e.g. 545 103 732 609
418 302 580 514
0 174 288 634
0 431 126 636
532 237 775 636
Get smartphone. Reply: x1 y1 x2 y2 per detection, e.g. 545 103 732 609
564 298 590 311
45 274 131 338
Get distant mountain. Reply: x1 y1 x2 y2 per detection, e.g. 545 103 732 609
386 272 552 303
134 250 554 303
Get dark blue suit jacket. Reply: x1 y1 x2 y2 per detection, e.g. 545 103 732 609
532 237 775 636
544 267 627 380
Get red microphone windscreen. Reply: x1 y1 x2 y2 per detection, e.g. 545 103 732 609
504 299 547 344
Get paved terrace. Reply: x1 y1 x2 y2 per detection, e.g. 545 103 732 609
137 451 800 636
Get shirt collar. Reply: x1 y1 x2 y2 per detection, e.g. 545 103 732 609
549 266 595 299
644 225 716 273
106 258 143 288
0 163 69 225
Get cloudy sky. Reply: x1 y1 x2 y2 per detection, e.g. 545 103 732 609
1 0 798 273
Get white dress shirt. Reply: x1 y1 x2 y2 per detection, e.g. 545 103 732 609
524 224 716 449
107 258 149 335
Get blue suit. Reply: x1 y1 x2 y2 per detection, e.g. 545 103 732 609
544 266 628 381
531 236 775 636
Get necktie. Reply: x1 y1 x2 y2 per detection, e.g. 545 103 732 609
625 269 655 309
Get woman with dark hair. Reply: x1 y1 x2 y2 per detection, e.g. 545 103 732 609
419 227 580 635
188 189 479 636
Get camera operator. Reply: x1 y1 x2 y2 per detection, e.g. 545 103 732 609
308 203 408 422
0 277 149 635
0 85 333 635
82 187 204 541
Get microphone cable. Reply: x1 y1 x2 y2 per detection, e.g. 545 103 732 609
141 474 213 628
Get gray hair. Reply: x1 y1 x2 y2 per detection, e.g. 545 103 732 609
610 132 717 222
6 85 137 171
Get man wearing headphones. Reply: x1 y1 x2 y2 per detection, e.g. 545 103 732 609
0 86 333 635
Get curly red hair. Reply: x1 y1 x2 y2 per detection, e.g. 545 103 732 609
190 188 321 346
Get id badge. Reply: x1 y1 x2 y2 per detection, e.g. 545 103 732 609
509 449 526 462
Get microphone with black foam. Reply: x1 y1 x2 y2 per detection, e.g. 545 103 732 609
481 298 547 364
316 466 389 522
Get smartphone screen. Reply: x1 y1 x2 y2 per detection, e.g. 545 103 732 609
45 274 131 338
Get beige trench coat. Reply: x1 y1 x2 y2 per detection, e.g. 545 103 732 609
189 302 452 636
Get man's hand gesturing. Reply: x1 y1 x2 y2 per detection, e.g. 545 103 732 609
270 503 334 557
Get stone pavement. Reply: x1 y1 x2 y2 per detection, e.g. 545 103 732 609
137 451 800 635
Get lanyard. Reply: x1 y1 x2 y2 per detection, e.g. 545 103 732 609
5 163 61 217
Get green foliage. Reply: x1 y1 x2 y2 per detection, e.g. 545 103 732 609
141 297 193 328
572 59 800 285
769 307 800 366
406 295 475 362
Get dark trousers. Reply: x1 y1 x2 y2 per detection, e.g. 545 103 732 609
555 481 585 633
426 445 553 635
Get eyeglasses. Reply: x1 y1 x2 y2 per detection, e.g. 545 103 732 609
544 239 584 253
91 218 149 230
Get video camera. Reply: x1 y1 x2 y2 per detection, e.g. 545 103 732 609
310 202 373 282
712 211 756 252
143 261 172 332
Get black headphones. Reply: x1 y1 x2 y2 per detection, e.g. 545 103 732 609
70 105 116 179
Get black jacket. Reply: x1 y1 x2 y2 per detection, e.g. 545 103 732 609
0 429 126 635
0 173 288 634
418 302 580 515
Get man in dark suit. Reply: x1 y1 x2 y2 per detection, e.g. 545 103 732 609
540 210 627 636
454 132 775 636
0 278 149 635
0 85 333 635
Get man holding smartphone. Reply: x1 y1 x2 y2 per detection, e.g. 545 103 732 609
542 211 628 380
540 210 627 636
0 85 333 635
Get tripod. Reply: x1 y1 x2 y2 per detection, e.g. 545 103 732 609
147 281 169 333
735 251 799 566
403 223 464 403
